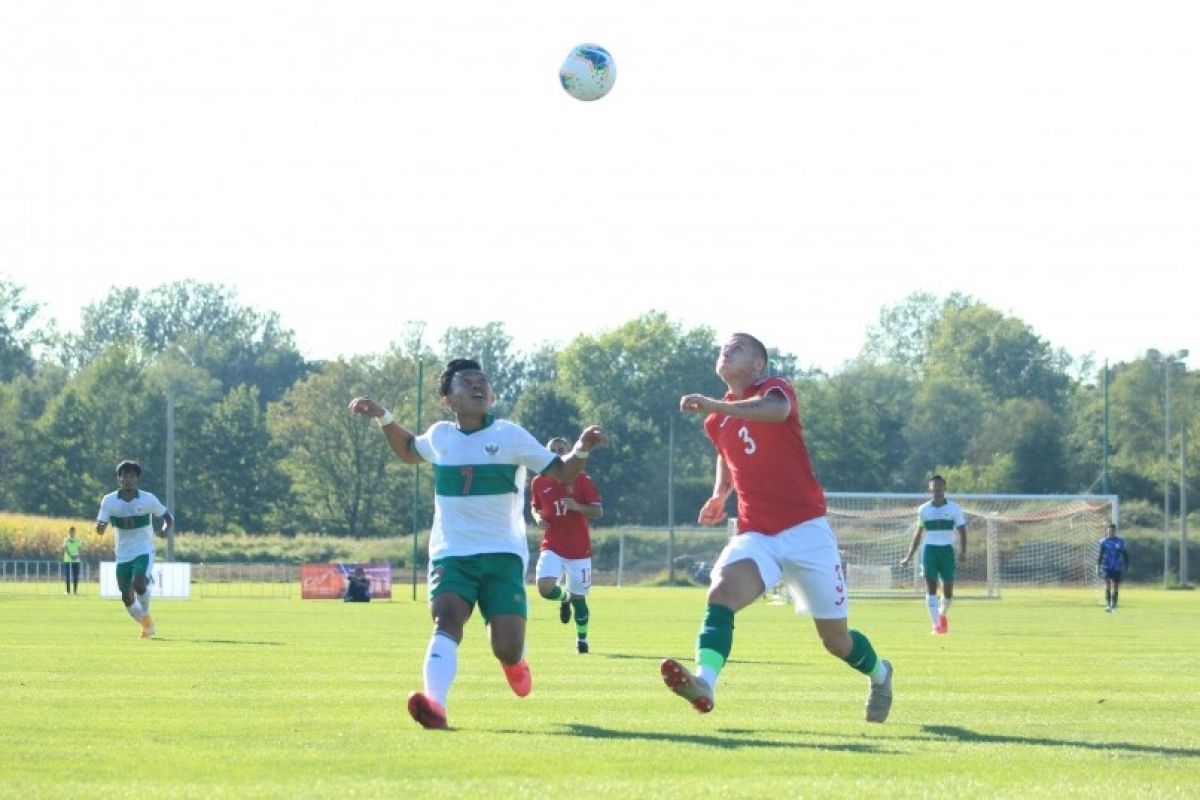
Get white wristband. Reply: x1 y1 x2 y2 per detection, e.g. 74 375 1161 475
375 410 394 427
570 447 590 459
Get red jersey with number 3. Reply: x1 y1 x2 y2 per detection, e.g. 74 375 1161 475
703 376 826 535
530 472 601 559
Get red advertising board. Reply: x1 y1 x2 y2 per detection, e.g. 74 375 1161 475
301 563 393 600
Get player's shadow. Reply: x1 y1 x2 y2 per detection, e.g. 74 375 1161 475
922 724 1200 758
601 653 805 668
152 637 285 647
553 723 890 753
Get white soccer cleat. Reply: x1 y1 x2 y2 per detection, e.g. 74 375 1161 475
865 660 893 723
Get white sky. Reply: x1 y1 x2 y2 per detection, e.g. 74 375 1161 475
2 0 1197 373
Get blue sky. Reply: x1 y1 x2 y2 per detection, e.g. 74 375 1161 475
2 0 1196 372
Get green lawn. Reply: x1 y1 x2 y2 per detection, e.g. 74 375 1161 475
1 586 1196 798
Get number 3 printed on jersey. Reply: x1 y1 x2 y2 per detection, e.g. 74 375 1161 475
737 425 757 455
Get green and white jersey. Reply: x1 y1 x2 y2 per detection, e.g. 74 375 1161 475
413 418 557 567
97 490 167 563
918 500 967 546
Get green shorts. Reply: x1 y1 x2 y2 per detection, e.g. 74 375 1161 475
428 553 527 623
115 554 151 592
922 544 957 584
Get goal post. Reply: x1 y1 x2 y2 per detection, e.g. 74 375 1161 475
825 492 1120 598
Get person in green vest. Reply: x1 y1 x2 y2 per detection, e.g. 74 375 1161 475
63 526 83 595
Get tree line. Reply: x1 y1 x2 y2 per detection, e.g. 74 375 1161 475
1 277 1196 535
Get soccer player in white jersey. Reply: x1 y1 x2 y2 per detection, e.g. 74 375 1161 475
348 359 606 730
95 460 173 638
901 475 967 634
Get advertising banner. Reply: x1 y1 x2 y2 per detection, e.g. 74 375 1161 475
301 563 392 600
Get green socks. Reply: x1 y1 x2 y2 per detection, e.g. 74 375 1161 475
696 603 735 674
842 629 881 677
571 598 589 639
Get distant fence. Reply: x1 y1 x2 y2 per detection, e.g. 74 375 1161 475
0 560 93 595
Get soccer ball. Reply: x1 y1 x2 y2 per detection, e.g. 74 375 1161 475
559 44 616 101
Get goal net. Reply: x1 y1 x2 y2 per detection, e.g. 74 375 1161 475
573 493 1117 596
826 493 1119 598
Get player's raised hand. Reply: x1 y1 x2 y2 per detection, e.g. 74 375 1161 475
576 425 607 453
698 496 728 526
680 394 715 415
348 396 386 419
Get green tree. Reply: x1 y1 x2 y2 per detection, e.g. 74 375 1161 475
20 347 162 517
0 277 48 381
69 281 308 403
798 374 890 491
184 385 290 533
925 302 1072 406
271 352 432 535
558 312 720 525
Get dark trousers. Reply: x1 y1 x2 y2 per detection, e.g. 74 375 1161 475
64 562 81 593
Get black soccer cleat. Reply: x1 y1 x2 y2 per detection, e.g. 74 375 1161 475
559 599 572 624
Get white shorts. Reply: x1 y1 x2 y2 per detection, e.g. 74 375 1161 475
712 516 848 619
534 550 592 596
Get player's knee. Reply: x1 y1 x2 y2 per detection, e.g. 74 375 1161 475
818 629 851 658
491 640 523 664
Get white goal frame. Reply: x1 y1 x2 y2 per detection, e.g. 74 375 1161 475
824 492 1120 599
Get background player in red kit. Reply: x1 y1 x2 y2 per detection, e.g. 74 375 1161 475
661 333 894 722
531 437 604 653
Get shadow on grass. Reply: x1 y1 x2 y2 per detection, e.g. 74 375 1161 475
601 653 805 668
922 725 1200 758
529 723 892 753
152 637 285 647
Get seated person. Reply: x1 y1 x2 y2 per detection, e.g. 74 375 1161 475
344 567 372 602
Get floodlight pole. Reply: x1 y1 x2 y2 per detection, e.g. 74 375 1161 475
412 359 424 602
1182 421 1189 587
1164 359 1171 589
165 382 176 561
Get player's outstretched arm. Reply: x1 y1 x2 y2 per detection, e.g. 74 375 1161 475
543 425 606 483
348 396 423 464
680 391 790 423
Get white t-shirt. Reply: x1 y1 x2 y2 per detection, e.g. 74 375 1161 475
97 490 167 562
413 418 556 567
918 500 967 547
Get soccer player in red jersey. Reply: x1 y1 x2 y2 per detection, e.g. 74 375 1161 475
661 333 894 722
531 437 604 653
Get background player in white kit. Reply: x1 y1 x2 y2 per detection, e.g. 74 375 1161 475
96 460 172 638
901 475 967 634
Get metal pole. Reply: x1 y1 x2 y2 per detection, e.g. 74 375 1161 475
165 383 176 561
1102 360 1110 495
668 414 676 583
1181 420 1189 587
1164 362 1172 589
412 360 424 602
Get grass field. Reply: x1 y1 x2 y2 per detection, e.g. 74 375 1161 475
2 586 1197 798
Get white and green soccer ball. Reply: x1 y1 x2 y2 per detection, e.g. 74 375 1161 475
559 44 616 101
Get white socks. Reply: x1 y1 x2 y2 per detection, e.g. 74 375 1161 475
697 665 719 690
939 597 952 616
424 631 460 708
137 591 151 614
926 595 940 625
125 600 145 623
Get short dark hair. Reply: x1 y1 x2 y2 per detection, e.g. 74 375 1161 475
732 332 769 374
439 358 483 396
116 460 142 477
929 474 946 484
